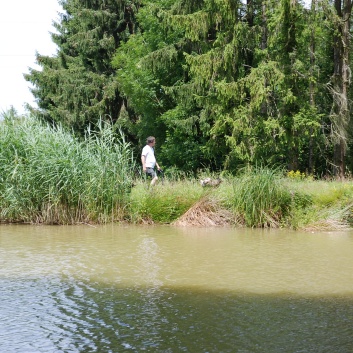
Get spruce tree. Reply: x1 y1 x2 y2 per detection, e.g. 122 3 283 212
25 0 140 133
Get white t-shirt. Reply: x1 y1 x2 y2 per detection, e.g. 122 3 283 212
142 145 156 168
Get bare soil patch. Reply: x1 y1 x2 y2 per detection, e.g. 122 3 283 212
172 197 237 227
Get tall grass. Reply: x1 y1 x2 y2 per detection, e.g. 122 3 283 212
285 179 353 229
0 115 135 224
128 179 204 223
231 166 293 227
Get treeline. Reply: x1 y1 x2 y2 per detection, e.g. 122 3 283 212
25 0 353 177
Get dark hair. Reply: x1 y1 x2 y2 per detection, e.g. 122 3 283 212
146 136 155 144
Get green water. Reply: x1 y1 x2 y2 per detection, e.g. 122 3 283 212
0 225 353 352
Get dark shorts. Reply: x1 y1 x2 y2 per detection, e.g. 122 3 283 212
146 167 156 178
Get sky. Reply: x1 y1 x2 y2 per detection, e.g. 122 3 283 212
0 1 313 116
0 0 62 115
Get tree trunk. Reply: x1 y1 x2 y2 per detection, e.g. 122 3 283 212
261 1 267 50
308 0 317 174
331 0 352 178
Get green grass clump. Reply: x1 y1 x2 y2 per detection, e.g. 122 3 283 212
230 167 293 227
286 179 353 229
128 179 204 223
306 181 353 206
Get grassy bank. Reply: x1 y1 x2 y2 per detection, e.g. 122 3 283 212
1 115 353 229
128 169 353 230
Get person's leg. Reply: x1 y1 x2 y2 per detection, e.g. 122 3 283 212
151 175 158 186
146 168 158 186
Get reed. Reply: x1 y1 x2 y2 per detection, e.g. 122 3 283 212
0 115 135 224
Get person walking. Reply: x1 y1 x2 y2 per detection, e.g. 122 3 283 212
141 136 161 186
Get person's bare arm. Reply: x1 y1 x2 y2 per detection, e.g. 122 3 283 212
141 155 146 172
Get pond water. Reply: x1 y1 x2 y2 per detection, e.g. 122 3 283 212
0 224 353 353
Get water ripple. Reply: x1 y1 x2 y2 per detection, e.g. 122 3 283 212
1 226 353 352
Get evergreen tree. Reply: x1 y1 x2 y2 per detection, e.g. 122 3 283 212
25 0 140 133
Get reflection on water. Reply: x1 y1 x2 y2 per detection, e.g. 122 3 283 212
1 225 353 352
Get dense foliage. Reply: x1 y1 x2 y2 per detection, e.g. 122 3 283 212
25 0 353 177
